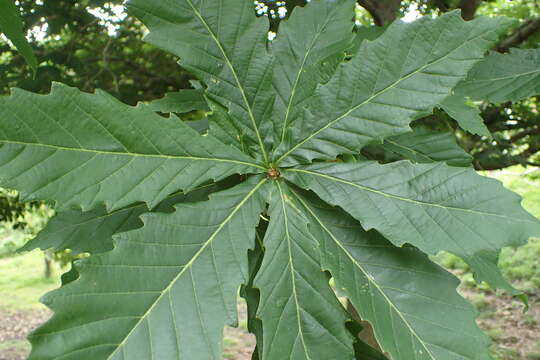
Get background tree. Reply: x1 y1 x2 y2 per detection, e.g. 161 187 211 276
0 0 191 105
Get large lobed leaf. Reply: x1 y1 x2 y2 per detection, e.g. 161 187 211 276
254 181 354 360
285 161 540 294
3 1 538 359
366 124 472 167
275 11 511 166
439 95 491 137
441 48 540 137
22 184 218 255
456 48 540 103
28 178 267 360
292 188 493 360
0 83 261 212
128 0 275 161
270 0 355 147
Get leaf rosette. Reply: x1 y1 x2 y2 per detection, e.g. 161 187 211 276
0 1 538 359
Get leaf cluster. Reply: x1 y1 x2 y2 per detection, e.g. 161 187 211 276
0 1 539 359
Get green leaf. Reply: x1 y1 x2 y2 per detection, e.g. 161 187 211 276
145 90 210 113
254 181 354 360
207 99 250 152
291 188 493 360
21 184 218 255
348 25 387 55
353 340 389 360
369 124 472 167
271 0 355 145
60 263 79 286
456 48 540 103
3 3 537 358
284 161 540 294
0 0 38 75
127 0 274 162
275 12 511 166
185 118 210 134
28 177 267 360
439 94 491 137
0 83 262 211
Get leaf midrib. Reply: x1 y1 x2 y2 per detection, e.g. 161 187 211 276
275 181 313 360
183 0 269 163
384 138 435 163
276 24 498 163
286 167 539 224
279 7 338 143
0 140 265 169
465 68 540 83
106 178 267 359
291 189 437 360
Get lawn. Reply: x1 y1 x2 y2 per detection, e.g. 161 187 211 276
0 251 60 311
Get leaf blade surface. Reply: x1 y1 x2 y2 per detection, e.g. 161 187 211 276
284 161 540 294
276 12 511 165
22 184 218 255
0 84 261 211
292 188 493 360
128 0 274 161
456 48 540 103
271 0 355 145
367 124 472 167
28 178 267 360
254 181 354 360
439 95 490 137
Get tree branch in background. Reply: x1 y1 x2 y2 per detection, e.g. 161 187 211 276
496 17 540 52
458 0 483 21
484 102 512 127
432 0 449 13
510 127 540 143
356 0 401 26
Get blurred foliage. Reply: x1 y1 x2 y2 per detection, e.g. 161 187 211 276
1 0 191 105
0 188 40 229
0 199 51 258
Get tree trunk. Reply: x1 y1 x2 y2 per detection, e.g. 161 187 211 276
434 0 483 20
44 250 53 278
458 0 482 21
357 0 401 26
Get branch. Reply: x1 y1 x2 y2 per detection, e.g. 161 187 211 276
356 0 384 26
473 139 540 170
356 0 401 26
496 17 540 52
510 127 540 142
458 0 482 21
484 102 512 126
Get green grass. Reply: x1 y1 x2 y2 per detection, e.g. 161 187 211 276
492 167 540 218
0 250 60 310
